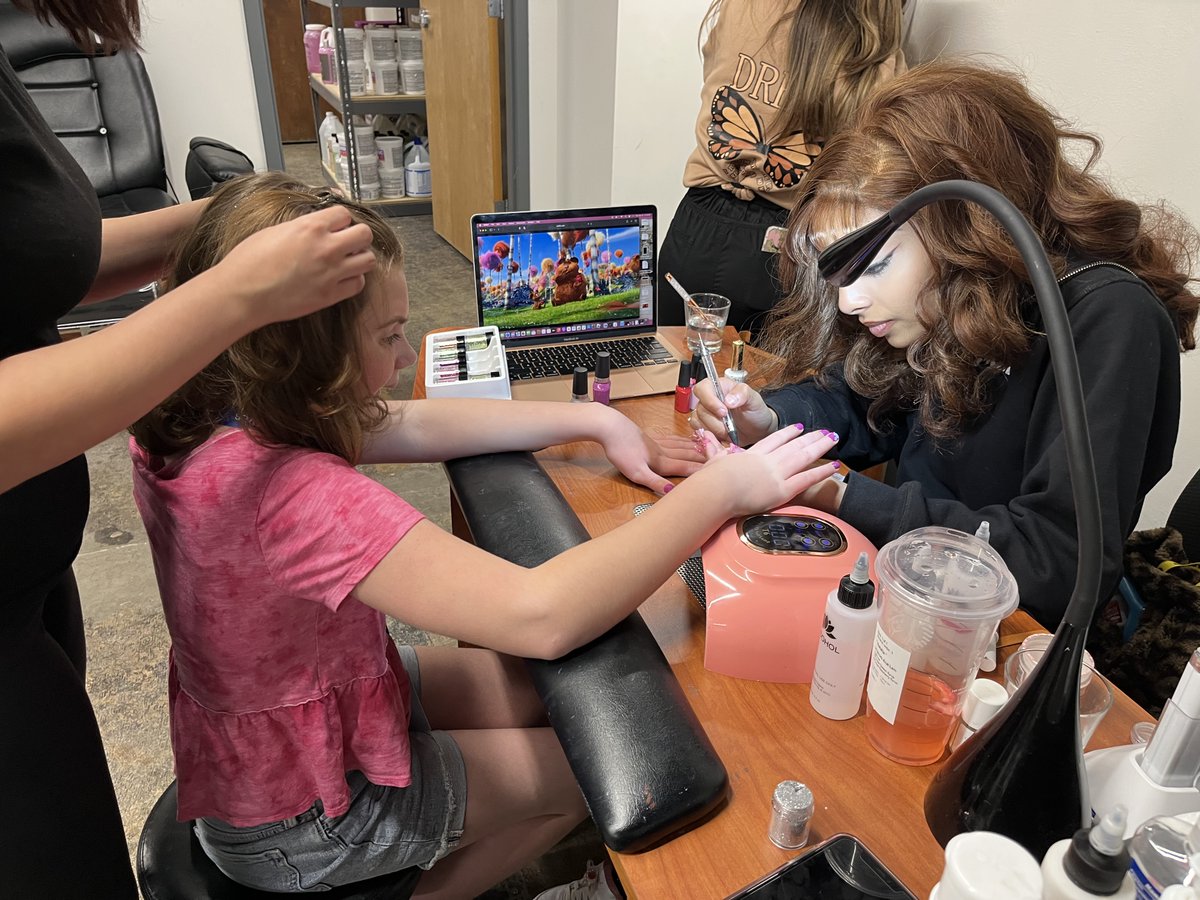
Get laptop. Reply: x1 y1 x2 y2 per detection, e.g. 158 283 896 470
472 204 688 401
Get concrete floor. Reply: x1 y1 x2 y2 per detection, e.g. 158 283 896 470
80 145 605 898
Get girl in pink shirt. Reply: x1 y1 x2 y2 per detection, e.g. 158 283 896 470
130 173 841 897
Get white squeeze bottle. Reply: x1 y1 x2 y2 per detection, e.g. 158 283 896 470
1041 805 1135 900
810 552 878 720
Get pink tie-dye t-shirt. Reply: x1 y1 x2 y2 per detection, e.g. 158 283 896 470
130 429 424 826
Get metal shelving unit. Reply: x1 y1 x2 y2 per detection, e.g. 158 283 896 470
301 0 431 216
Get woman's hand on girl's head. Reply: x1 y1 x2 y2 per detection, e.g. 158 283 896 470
595 410 705 493
693 425 840 518
216 206 377 329
692 378 778 445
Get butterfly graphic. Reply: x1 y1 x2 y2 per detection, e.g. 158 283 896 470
707 85 821 190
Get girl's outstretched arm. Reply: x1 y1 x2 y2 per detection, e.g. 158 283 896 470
353 428 840 659
361 399 705 492
0 207 375 494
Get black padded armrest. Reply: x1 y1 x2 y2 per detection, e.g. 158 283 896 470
185 136 255 200
445 452 728 852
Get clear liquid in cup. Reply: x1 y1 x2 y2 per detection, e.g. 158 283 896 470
686 312 723 353
866 669 960 765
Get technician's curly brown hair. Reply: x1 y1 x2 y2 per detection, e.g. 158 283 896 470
12 0 140 50
759 61 1200 441
130 173 402 463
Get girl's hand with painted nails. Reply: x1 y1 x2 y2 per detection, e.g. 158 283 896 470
693 425 841 517
595 409 705 494
692 378 778 446
216 205 377 329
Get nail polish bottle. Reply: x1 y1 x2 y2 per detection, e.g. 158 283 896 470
571 366 589 402
689 352 706 411
592 351 611 405
724 339 748 384
674 360 692 413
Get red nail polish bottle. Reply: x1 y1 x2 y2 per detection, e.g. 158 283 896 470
674 360 692 413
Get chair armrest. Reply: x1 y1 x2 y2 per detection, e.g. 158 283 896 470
444 452 729 852
185 137 255 201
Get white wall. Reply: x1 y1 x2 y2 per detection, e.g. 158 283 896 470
138 0 267 202
526 0 619 209
608 0 709 223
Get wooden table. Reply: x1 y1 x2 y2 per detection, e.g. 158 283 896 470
414 326 1153 899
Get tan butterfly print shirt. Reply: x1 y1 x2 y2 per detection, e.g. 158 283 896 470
682 0 904 209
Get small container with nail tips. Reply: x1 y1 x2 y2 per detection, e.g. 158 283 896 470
767 780 813 849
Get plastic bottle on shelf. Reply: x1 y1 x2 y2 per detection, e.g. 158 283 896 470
317 112 340 174
1040 804 1135 900
809 552 878 720
303 23 324 75
1128 815 1200 898
318 28 338 85
404 137 432 198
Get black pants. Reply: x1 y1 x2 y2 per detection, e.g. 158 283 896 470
0 568 138 898
658 186 790 337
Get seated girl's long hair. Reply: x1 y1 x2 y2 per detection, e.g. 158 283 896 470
760 61 1199 442
130 173 402 463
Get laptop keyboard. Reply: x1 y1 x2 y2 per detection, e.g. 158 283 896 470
505 336 676 380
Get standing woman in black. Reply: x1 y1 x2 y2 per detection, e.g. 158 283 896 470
0 2 378 894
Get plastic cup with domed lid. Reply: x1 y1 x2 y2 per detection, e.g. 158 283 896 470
930 831 1042 899
864 526 1019 766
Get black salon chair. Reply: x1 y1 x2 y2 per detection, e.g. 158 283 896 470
137 781 420 900
0 1 253 331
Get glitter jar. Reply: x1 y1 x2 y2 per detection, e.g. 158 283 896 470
768 780 813 849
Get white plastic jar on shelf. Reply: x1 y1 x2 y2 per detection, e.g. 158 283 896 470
365 25 396 63
400 58 424 94
369 61 400 95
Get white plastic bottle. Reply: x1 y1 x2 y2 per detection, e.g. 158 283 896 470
1041 805 1135 900
810 552 878 720
317 112 340 172
403 137 431 197
1128 815 1200 899
929 831 1042 899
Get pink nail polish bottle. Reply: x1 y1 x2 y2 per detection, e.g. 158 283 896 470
592 351 611 405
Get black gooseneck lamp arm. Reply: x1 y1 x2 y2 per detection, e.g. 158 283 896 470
817 179 1103 855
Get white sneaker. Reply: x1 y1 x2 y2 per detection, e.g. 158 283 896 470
532 860 620 900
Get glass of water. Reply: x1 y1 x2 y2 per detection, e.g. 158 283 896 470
685 293 731 354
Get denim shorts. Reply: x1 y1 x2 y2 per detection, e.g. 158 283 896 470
194 645 467 892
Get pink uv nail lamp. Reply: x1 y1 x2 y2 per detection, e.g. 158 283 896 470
702 505 876 684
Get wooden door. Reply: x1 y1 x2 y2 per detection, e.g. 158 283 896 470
421 0 505 257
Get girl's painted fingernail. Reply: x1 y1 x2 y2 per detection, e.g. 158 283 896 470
663 483 674 493
819 429 831 436
793 423 805 431
832 460 842 469
827 432 839 442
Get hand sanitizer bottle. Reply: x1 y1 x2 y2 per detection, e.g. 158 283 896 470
810 552 877 720
1128 815 1200 899
1041 805 1135 899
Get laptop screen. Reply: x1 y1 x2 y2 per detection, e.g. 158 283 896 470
472 205 657 346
